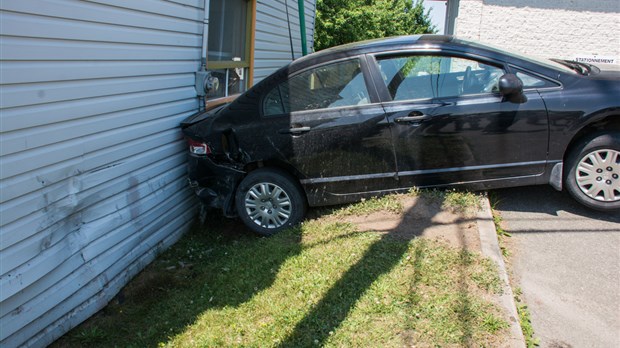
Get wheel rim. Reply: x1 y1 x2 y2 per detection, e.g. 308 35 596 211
244 182 292 229
575 148 620 202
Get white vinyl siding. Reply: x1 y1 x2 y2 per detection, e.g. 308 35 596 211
0 1 202 346
254 0 316 83
0 0 316 346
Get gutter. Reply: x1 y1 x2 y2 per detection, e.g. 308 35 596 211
201 0 210 68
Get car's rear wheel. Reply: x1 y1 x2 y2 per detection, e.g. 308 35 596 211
235 168 307 236
565 132 620 211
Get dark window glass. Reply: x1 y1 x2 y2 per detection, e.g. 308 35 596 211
263 84 285 115
263 59 370 116
208 0 248 62
377 55 505 101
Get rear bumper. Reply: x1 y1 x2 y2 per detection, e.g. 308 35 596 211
187 155 245 217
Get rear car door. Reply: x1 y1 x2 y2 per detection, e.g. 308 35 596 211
261 57 397 198
370 53 549 188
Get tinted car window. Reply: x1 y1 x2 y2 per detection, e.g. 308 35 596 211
377 55 504 101
263 59 370 116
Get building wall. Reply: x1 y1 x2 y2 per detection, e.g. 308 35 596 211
454 0 620 69
0 1 197 347
0 0 316 346
254 0 317 83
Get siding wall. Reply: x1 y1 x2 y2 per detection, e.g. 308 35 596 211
254 0 317 83
454 0 620 70
0 1 202 346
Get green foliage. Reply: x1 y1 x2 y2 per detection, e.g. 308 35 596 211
314 0 436 51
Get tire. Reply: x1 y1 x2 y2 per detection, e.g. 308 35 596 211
565 132 620 211
235 168 307 236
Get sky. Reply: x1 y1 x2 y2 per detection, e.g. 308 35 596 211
421 0 447 34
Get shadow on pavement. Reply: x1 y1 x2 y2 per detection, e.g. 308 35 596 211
491 185 620 224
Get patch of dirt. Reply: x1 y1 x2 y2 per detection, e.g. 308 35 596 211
341 195 481 252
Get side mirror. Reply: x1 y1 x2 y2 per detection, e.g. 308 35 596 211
498 73 523 96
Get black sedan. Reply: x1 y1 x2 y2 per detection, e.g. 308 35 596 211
182 35 620 235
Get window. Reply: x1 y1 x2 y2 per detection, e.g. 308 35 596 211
376 55 505 101
263 59 370 116
207 0 252 99
514 70 559 89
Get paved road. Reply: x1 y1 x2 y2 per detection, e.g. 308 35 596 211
492 186 620 348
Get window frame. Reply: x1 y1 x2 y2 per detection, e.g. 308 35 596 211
207 0 256 101
508 65 563 91
368 50 510 103
260 56 380 118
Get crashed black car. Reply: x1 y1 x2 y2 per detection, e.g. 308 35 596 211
182 35 620 235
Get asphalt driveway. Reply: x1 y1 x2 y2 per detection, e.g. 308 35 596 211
492 186 620 348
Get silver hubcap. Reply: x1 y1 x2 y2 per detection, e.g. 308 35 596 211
244 182 292 229
575 148 620 202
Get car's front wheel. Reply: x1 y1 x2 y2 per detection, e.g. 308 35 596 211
565 132 620 211
235 168 307 236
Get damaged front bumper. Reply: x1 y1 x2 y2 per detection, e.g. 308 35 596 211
187 155 245 217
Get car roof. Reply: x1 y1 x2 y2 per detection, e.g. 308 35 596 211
289 35 456 69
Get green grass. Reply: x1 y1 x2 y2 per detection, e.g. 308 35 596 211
332 195 403 216
513 287 540 347
56 196 508 348
488 192 511 258
443 190 483 214
69 326 108 345
410 188 483 215
488 193 538 346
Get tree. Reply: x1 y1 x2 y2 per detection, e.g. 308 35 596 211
314 0 436 51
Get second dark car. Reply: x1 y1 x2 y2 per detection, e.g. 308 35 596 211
182 35 620 235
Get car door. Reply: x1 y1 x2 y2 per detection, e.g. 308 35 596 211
370 53 549 188
261 57 397 197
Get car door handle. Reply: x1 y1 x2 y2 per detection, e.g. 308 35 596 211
394 113 431 124
279 126 311 135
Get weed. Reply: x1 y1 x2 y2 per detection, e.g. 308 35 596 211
487 190 502 210
492 214 511 238
491 209 511 258
443 190 483 214
513 287 540 347
482 313 510 333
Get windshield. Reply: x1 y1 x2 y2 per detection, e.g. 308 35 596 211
453 38 578 74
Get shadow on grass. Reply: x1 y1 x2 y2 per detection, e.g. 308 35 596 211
57 194 491 347
54 215 304 347
277 195 477 347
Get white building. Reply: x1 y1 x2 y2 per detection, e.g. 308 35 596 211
445 0 619 69
0 1 315 347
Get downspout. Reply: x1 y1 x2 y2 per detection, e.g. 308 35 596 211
201 0 210 69
195 0 211 110
298 0 308 56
